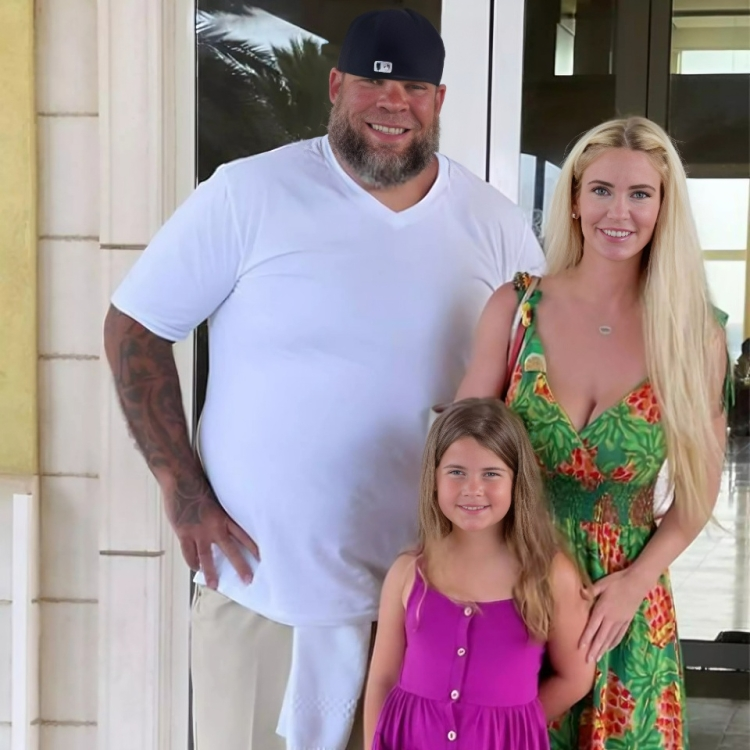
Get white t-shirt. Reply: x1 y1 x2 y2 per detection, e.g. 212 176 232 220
112 136 544 627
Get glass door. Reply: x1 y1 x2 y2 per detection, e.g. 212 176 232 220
661 0 750 696
193 0 495 418
516 0 750 706
518 0 652 234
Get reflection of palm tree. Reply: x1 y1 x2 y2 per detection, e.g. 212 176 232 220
199 0 256 15
197 12 334 181
257 40 334 142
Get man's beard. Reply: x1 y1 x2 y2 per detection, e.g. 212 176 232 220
327 102 440 189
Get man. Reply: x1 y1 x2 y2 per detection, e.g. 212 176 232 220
104 9 543 750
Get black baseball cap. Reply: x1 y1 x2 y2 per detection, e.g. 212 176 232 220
337 9 445 87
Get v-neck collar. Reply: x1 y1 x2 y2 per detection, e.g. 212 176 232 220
528 288 649 436
321 135 448 227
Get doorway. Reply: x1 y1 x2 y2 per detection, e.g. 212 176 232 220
518 0 750 704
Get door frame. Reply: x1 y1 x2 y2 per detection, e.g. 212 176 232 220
487 0 527 201
440 0 494 179
489 0 749 693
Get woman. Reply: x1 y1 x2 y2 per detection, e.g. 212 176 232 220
457 117 730 749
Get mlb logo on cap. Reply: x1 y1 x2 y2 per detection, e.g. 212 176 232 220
374 61 393 73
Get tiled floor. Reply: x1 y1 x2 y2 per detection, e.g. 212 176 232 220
688 698 750 749
672 436 750 641
675 435 750 747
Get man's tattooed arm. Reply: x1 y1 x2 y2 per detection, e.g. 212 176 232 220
103 305 258 587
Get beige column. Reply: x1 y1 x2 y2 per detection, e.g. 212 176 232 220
97 0 195 748
35 0 101 747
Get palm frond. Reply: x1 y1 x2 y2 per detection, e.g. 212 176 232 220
198 0 256 16
262 39 334 139
198 20 278 75
197 25 335 177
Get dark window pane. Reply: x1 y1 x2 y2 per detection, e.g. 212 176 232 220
667 1 750 644
196 1 442 182
519 0 650 234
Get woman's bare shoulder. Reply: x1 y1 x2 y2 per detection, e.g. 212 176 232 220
483 281 522 325
535 272 564 297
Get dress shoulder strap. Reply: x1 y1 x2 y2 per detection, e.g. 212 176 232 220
713 305 735 411
503 274 541 398
511 271 542 308
511 271 533 302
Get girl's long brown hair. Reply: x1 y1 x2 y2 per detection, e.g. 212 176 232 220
419 398 561 640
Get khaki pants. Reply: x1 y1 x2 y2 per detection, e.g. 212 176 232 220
191 585 366 750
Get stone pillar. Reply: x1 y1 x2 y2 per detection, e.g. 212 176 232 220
97 0 194 748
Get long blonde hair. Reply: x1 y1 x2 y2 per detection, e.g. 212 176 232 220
419 398 560 641
544 116 723 521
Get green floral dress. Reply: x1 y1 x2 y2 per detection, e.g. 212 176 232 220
505 273 727 750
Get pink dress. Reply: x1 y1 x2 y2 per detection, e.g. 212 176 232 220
373 573 550 749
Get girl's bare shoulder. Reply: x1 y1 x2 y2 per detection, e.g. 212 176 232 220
550 551 588 602
385 552 419 607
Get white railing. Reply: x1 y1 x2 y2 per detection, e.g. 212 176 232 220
11 492 39 750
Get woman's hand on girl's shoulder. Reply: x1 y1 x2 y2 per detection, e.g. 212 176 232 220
455 281 520 400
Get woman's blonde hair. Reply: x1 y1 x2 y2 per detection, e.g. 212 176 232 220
544 116 724 522
419 398 560 640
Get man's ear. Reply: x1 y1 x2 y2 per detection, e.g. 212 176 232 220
330 68 345 104
434 84 447 115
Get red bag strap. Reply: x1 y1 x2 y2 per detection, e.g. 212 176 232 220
501 275 539 398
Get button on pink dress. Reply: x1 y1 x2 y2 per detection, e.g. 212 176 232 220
373 573 550 749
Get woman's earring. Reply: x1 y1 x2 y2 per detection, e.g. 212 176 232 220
571 212 577 219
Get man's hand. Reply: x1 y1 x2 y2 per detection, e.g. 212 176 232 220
165 475 259 589
103 306 259 589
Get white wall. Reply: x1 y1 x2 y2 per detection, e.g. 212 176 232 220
440 0 492 178
488 0 526 202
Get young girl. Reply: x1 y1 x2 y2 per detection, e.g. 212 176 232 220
364 398 595 749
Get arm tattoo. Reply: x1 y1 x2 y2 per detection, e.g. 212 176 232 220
103 305 212 527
